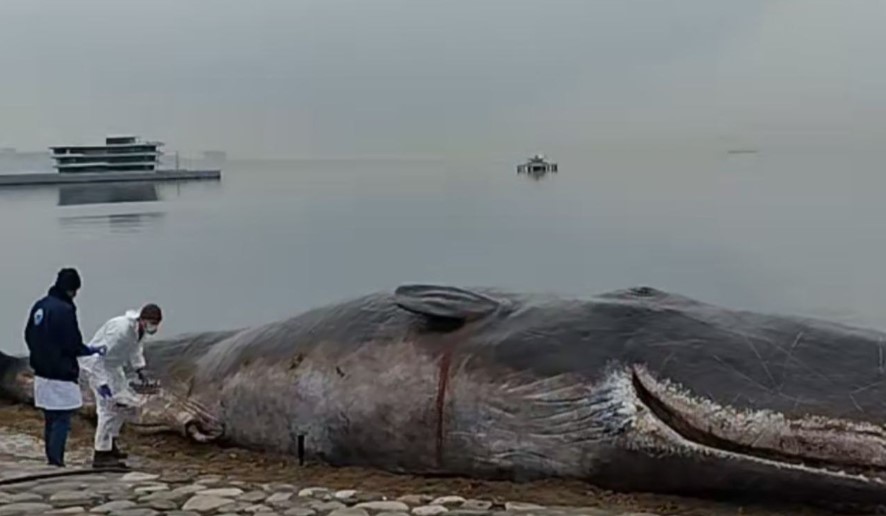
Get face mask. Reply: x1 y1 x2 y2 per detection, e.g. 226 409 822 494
144 322 159 335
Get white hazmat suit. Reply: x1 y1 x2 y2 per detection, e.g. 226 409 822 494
79 310 147 452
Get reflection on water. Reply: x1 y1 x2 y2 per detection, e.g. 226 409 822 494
57 183 160 206
58 211 166 233
521 169 555 181
54 182 167 234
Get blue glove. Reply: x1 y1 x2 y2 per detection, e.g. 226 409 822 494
97 384 113 399
88 345 107 356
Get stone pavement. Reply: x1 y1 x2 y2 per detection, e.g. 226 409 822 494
0 461 661 516
0 429 660 516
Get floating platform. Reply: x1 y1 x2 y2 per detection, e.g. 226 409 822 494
517 154 558 174
0 169 220 187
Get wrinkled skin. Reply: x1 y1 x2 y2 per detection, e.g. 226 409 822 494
4 284 886 508
0 331 231 442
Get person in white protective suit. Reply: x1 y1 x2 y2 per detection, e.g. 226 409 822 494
79 303 163 468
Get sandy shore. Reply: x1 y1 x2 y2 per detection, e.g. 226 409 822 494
0 405 832 515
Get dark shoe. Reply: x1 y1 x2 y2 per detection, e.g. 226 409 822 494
111 439 128 459
92 450 129 469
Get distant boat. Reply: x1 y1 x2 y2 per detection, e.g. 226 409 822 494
726 148 759 155
517 154 558 174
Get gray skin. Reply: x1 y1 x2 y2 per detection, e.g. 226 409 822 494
4 284 886 508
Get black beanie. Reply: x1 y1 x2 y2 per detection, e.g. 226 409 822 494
54 268 81 292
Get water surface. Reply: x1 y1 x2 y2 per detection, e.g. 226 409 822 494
1 152 883 354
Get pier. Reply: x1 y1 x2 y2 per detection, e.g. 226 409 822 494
0 134 221 187
0 168 220 187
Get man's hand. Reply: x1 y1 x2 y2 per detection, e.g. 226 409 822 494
88 345 107 356
97 384 113 399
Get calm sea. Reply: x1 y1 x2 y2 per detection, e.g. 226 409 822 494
1 151 884 354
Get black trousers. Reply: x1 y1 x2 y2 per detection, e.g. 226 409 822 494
43 409 73 467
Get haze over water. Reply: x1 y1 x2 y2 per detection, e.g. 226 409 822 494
2 1 886 352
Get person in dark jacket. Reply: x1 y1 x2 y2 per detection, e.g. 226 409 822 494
24 268 105 467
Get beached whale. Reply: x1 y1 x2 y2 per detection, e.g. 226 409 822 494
3 284 886 506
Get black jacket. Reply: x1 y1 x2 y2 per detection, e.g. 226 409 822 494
24 286 91 383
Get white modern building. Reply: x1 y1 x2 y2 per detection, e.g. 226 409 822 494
50 135 163 174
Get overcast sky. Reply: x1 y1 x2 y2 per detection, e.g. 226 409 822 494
1 0 883 158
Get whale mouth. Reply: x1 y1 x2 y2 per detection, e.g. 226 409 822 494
125 417 223 443
127 422 172 433
184 418 225 443
629 365 886 482
125 398 225 444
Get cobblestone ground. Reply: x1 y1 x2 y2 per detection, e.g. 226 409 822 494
0 405 834 516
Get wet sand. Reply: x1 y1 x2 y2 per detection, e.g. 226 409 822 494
0 404 834 515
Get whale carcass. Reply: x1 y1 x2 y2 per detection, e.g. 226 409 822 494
3 284 886 506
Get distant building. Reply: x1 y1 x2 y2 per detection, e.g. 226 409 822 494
49 135 163 173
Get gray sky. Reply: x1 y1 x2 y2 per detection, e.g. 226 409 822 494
1 0 883 158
